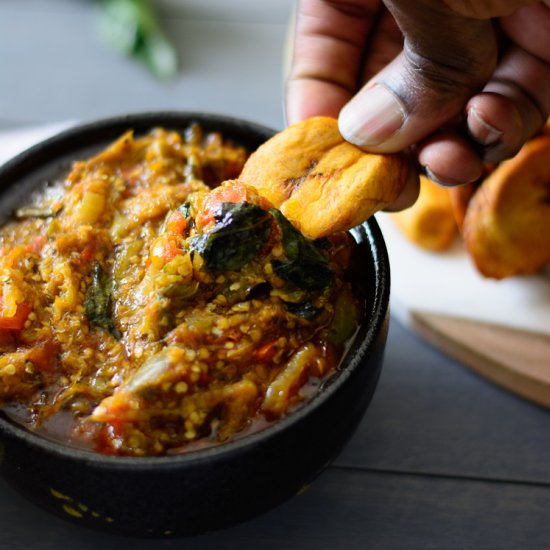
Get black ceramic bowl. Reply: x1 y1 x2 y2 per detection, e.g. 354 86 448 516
0 112 390 537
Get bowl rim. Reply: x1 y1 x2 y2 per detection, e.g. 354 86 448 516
0 111 390 469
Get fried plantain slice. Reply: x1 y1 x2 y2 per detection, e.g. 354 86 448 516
391 175 458 251
462 133 550 279
448 182 477 232
448 170 494 233
239 116 415 239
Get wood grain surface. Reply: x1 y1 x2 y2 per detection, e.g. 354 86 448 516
410 311 550 409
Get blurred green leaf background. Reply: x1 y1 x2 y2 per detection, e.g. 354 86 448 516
96 0 178 79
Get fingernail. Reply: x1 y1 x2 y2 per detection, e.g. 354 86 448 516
423 166 459 187
467 107 503 146
339 85 406 147
423 165 478 187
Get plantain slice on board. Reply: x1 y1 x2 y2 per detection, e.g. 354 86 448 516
239 116 416 239
462 133 550 279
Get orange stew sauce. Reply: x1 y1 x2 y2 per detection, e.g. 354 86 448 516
0 125 361 456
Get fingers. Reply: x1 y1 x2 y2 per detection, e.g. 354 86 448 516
285 0 383 124
466 54 550 163
442 0 540 19
286 0 549 195
360 9 402 82
416 133 484 186
383 163 420 211
338 1 498 153
466 3 550 162
501 1 550 60
337 0 550 186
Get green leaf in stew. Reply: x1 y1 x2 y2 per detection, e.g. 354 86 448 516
328 287 360 344
286 301 323 321
177 201 192 220
84 262 120 338
270 209 334 291
190 202 272 272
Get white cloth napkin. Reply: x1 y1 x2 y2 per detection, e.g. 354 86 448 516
0 121 75 166
377 213 550 335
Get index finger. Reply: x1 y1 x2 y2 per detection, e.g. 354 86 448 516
285 0 384 124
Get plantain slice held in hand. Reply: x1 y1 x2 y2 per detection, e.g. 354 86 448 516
240 116 415 239
462 133 550 279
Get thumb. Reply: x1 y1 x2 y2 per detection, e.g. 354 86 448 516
338 1 498 152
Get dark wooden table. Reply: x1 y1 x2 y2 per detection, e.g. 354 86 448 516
1 2 550 548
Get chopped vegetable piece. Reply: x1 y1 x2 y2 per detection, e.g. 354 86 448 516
165 210 187 235
286 301 322 321
252 340 278 363
262 343 319 417
177 201 192 220
195 180 268 230
14 206 61 219
0 298 31 331
84 262 120 337
148 235 182 269
328 289 360 344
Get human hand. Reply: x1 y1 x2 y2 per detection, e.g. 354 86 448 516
285 0 550 195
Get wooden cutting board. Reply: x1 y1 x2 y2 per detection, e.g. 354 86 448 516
375 214 550 409
408 311 550 409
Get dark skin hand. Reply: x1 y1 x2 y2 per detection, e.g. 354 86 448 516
285 0 550 207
